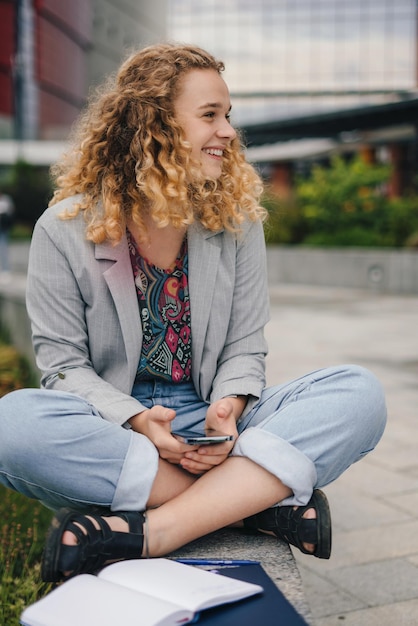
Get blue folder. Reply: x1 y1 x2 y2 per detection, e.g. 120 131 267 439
196 562 309 625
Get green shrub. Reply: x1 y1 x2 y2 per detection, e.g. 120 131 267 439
10 222 34 241
405 231 418 248
385 196 418 247
263 191 308 244
0 344 34 397
0 341 52 624
263 155 418 247
0 488 52 625
1 159 52 230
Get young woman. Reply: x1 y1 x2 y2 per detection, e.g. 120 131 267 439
0 44 386 582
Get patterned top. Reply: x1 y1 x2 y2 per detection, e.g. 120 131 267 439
127 230 192 383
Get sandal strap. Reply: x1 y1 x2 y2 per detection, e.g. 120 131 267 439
245 507 317 554
117 510 144 535
243 489 331 559
270 508 317 548
54 509 146 578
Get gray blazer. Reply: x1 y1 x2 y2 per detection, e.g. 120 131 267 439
26 196 269 424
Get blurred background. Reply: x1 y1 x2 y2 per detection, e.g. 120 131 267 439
0 3 418 625
0 0 417 246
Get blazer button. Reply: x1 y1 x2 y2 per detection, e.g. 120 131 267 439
58 372 65 379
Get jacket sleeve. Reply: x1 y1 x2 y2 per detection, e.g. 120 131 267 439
26 209 147 425
209 219 269 411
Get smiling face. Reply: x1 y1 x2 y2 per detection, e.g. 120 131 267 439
173 68 237 180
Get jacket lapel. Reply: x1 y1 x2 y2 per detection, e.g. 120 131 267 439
94 224 223 390
188 223 222 379
95 237 142 379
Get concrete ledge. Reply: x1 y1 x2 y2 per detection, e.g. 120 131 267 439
3 244 418 372
267 245 418 294
7 241 418 293
170 528 312 624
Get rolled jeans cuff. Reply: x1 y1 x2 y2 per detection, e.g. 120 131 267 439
111 432 159 512
231 427 317 507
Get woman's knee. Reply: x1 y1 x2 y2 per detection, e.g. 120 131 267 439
0 389 40 466
345 364 386 412
0 387 38 428
1 387 63 432
338 364 387 448
0 387 97 457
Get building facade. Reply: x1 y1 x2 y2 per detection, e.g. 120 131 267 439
168 0 417 125
169 0 418 196
0 0 167 141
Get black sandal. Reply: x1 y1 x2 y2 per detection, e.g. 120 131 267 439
41 507 146 583
244 489 332 559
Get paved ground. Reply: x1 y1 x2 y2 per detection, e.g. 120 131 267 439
266 284 418 625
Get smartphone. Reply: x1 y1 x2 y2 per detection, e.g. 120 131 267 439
172 428 234 445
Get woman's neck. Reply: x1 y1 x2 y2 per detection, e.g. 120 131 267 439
128 217 187 271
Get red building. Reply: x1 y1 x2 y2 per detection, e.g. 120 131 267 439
0 0 15 122
0 0 93 139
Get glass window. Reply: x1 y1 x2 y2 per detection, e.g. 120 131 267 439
168 0 418 120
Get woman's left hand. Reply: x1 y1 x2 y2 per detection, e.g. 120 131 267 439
179 398 241 475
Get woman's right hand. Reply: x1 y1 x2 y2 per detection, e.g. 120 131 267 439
128 406 198 464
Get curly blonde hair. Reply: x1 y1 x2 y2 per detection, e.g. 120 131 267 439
50 43 266 244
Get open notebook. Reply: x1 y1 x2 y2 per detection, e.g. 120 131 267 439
20 558 263 626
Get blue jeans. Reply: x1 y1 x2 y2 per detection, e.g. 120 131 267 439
0 365 386 511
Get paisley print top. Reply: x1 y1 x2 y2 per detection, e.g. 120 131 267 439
127 230 192 383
